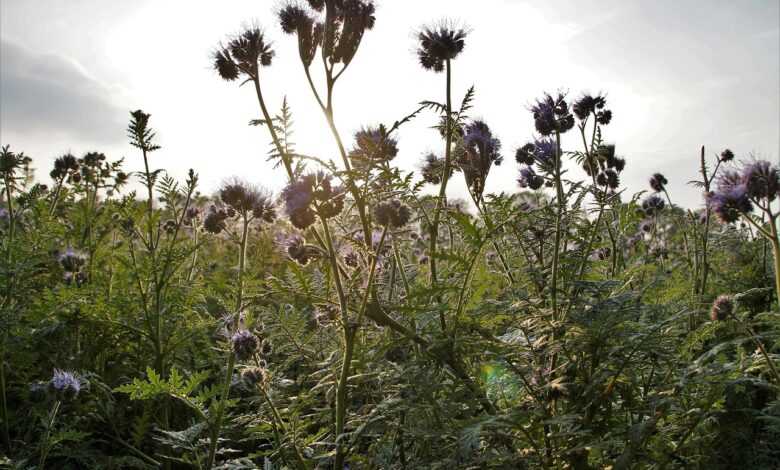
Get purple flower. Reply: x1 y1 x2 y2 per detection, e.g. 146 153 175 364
742 160 779 201
641 194 665 216
458 120 502 197
706 186 752 224
349 125 398 167
58 248 87 273
518 166 544 190
530 92 575 136
417 22 468 72
49 369 81 401
649 173 667 192
374 199 411 228
281 233 320 266
231 329 259 361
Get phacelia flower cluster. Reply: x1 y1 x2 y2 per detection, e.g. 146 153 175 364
705 160 779 224
572 94 612 125
530 92 575 136
281 172 345 230
373 199 411 228
48 369 82 401
281 233 321 266
58 247 88 286
417 22 468 72
214 27 275 81
219 181 277 223
420 152 457 185
231 329 260 361
458 120 502 198
349 125 398 169
649 173 668 192
641 194 666 216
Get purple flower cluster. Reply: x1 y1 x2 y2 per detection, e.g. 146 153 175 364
281 172 345 230
220 181 277 222
204 206 231 234
49 369 81 401
349 125 398 169
518 166 544 190
530 92 575 136
374 199 411 228
649 173 668 192
458 120 502 197
641 194 665 216
420 152 456 185
572 94 612 125
58 248 88 286
417 22 468 72
231 329 260 361
281 233 321 266
705 160 779 224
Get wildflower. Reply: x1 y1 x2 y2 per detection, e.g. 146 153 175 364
572 94 606 120
231 329 260 361
282 233 320 265
214 27 274 81
639 219 654 233
611 157 626 172
596 109 612 125
50 153 79 180
374 199 411 228
742 160 779 201
241 366 268 386
530 92 575 136
458 120 502 197
281 172 343 229
204 206 229 234
163 219 177 234
720 149 735 162
416 22 468 72
641 194 665 216
349 125 398 168
706 186 752 223
420 152 456 185
518 166 544 190
278 4 320 66
48 369 81 401
649 173 668 192
710 294 734 321
58 248 87 273
515 143 537 166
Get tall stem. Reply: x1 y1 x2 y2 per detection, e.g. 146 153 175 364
550 131 564 320
428 58 452 332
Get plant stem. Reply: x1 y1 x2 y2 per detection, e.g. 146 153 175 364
39 400 61 469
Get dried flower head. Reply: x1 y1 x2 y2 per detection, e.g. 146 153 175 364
48 369 81 401
231 329 260 361
710 294 734 321
416 21 468 72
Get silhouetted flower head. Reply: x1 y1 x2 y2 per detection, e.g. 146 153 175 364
278 3 321 66
641 194 665 216
214 26 274 81
720 149 735 162
572 94 608 121
374 199 411 228
742 160 779 201
530 92 575 135
596 109 612 125
420 152 456 185
48 369 81 401
282 233 321 265
519 138 557 174
649 173 668 192
706 186 752 224
220 181 276 220
349 125 398 168
458 120 502 197
611 157 626 172
231 329 259 361
515 143 536 166
281 172 344 229
0 146 31 179
710 294 733 321
518 166 544 190
204 206 230 234
416 22 468 72
50 153 80 180
597 169 620 189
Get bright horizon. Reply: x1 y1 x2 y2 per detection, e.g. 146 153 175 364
1 0 778 208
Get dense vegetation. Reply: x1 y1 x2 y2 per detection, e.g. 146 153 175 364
2 2 780 468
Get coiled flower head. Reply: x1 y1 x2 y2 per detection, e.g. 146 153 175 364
720 148 735 162
231 329 260 361
649 173 668 192
204 206 230 234
458 120 502 198
706 186 752 224
281 233 321 265
416 21 468 72
50 153 80 180
572 94 612 125
420 152 456 185
518 166 544 190
349 125 398 169
530 92 575 135
742 160 779 201
214 26 274 81
58 247 87 273
241 366 268 386
48 369 81 401
281 172 344 230
641 194 666 216
374 199 411 228
710 294 734 321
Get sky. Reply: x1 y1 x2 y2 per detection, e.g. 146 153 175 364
1 0 778 208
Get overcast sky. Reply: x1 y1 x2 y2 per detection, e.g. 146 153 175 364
1 0 778 208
